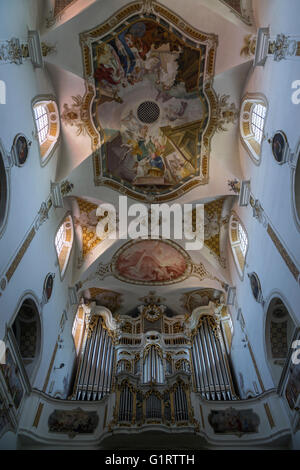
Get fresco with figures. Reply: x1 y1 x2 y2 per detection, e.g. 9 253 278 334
80 7 218 201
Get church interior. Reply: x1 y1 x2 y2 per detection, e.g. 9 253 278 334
0 0 300 450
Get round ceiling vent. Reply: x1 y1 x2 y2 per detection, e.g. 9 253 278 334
137 101 160 124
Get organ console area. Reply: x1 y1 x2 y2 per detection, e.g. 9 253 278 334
70 298 237 428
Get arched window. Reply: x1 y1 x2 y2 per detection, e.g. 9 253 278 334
265 297 296 387
32 97 60 165
55 215 74 278
229 214 248 277
240 94 268 163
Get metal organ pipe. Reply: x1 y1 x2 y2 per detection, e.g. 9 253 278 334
73 316 114 401
143 345 164 384
191 317 235 401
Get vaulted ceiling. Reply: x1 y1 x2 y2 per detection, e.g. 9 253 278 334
41 0 256 317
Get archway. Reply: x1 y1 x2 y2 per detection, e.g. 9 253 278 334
265 297 296 387
12 298 41 381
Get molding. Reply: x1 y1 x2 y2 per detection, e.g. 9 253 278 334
226 287 236 306
238 180 251 207
254 27 270 67
68 286 79 306
28 30 43 68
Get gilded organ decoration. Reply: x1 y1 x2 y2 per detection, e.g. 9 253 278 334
70 297 236 440
79 2 219 202
139 304 165 322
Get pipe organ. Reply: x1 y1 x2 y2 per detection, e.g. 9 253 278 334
143 345 164 384
72 313 114 401
115 379 191 425
191 316 236 400
71 301 236 419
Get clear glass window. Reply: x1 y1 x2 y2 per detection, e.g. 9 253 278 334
34 105 49 144
251 104 266 144
55 223 65 256
238 223 248 257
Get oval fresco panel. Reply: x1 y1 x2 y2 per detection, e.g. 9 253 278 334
272 131 287 164
114 240 189 284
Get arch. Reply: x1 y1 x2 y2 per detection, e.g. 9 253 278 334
32 96 60 166
55 214 74 278
11 296 41 381
291 140 300 232
240 93 268 164
265 295 297 388
0 142 9 238
229 213 248 278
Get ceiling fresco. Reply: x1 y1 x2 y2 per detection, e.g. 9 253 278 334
83 287 122 313
80 2 218 202
73 197 110 265
181 288 225 314
80 238 226 288
202 197 229 267
114 239 188 283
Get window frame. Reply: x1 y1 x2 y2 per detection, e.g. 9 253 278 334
32 96 60 167
240 94 268 165
229 214 249 279
54 214 74 279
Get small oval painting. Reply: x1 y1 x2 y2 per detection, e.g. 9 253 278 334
272 131 287 164
44 273 55 301
248 272 261 301
115 240 188 284
13 134 29 166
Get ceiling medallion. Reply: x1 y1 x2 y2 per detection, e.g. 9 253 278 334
79 1 218 202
